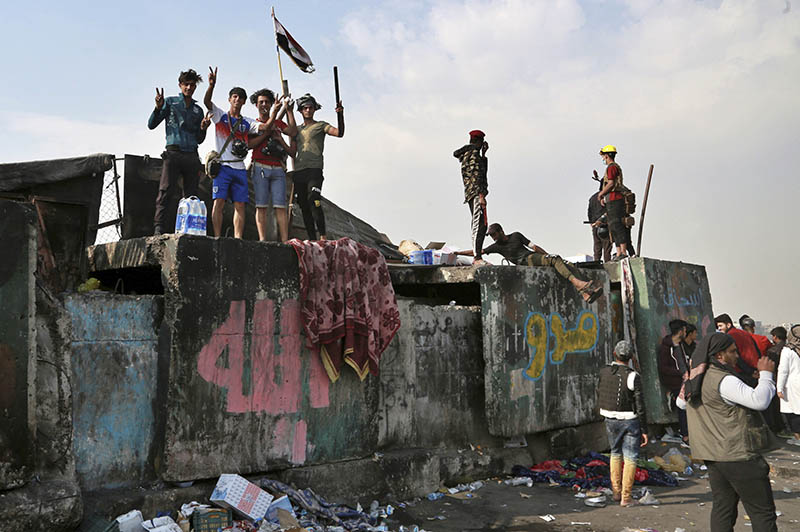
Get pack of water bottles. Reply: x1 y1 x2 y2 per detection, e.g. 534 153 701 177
175 196 207 235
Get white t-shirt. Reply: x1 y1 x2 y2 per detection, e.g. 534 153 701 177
211 103 259 170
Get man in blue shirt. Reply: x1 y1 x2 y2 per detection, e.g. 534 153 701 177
148 68 211 235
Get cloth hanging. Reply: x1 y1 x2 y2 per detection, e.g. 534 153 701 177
289 237 401 382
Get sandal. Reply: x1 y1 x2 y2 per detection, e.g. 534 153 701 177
580 280 603 303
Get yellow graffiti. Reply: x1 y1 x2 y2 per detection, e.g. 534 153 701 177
524 313 548 381
524 311 599 381
550 312 598 364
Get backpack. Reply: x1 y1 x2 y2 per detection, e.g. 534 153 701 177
618 184 636 215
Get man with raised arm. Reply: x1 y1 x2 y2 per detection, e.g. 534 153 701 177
289 93 344 241
247 88 297 242
147 68 211 235
204 66 281 238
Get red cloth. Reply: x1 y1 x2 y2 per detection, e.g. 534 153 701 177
530 460 568 474
727 327 761 371
605 164 622 201
250 119 288 166
290 237 401 382
751 333 773 357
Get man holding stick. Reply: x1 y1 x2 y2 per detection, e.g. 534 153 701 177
248 88 297 242
289 91 344 240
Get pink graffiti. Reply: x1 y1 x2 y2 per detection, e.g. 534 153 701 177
292 420 308 464
197 299 329 414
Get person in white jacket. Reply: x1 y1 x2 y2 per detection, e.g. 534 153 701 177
777 324 800 445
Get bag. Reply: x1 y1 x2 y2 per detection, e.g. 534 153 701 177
203 116 242 179
618 184 636 215
204 150 222 178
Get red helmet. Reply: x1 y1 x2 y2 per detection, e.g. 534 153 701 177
469 129 485 139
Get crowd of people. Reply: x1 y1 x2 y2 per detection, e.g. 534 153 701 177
600 315 800 531
148 67 344 240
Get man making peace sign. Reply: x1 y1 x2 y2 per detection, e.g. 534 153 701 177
147 68 211 235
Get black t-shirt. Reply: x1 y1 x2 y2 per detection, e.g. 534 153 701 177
483 232 532 265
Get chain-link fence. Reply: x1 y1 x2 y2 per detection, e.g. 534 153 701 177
94 158 123 245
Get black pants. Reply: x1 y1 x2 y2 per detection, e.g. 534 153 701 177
293 168 326 240
669 389 689 438
706 457 776 532
468 196 487 257
154 149 200 232
606 198 626 245
592 225 612 261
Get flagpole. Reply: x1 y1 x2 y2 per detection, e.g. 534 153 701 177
271 6 288 96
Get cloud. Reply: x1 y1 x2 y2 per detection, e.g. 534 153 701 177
329 0 800 322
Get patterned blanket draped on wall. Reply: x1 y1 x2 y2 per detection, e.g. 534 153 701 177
290 238 401 382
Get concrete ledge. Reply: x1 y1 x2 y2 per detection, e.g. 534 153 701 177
77 445 532 524
0 479 82 532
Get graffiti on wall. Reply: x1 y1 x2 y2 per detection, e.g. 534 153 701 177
196 298 330 464
661 287 703 308
523 310 599 381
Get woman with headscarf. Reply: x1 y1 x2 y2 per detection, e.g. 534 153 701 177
678 331 778 532
777 324 800 444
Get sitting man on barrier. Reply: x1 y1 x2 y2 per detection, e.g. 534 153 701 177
457 223 603 303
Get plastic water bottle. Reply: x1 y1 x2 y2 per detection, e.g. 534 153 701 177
196 198 207 235
185 196 206 235
175 198 189 234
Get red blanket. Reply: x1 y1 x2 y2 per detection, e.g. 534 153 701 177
289 238 401 382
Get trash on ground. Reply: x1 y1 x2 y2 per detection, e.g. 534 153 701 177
211 474 274 521
115 510 143 532
638 489 660 505
520 492 531 499
539 514 556 522
512 452 677 490
141 516 182 532
426 492 445 501
504 476 534 487
584 496 607 507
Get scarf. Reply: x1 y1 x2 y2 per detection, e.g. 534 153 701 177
680 331 735 404
787 324 800 354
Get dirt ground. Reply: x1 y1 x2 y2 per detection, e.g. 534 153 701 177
386 442 800 532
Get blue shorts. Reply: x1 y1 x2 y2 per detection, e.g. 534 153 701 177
252 163 287 208
212 165 248 203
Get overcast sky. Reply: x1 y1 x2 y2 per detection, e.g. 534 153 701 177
0 0 797 324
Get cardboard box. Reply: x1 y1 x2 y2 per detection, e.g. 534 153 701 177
265 495 296 523
191 508 232 532
210 474 274 521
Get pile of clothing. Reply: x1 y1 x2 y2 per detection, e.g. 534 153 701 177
511 452 678 490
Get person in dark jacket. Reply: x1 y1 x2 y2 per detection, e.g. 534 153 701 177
683 323 698 358
588 180 612 262
658 319 689 442
765 326 788 435
598 340 649 506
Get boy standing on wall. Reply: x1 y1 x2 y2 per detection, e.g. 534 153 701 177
453 130 489 263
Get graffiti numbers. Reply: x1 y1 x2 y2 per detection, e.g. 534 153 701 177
523 310 598 381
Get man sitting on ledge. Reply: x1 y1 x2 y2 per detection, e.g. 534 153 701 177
457 223 603 303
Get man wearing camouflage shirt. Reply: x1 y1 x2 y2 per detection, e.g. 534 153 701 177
453 130 489 262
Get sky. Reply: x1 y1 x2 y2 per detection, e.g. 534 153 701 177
0 0 797 325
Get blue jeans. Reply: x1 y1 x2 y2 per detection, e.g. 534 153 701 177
605 417 642 461
253 162 287 208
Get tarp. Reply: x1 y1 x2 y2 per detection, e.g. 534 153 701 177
0 153 113 191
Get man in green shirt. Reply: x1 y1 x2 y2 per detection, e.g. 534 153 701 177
288 93 344 240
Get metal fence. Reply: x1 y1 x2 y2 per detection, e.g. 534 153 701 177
94 157 124 245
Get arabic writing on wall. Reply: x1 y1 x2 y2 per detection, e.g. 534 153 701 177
662 287 703 308
523 310 599 381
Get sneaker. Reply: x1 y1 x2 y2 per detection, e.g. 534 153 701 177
787 438 800 446
777 431 794 439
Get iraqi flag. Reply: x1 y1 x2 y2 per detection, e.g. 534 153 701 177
274 16 315 73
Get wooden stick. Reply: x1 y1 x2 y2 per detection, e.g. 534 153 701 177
636 164 655 255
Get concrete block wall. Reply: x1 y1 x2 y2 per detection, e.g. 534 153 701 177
65 294 163 490
0 200 37 489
